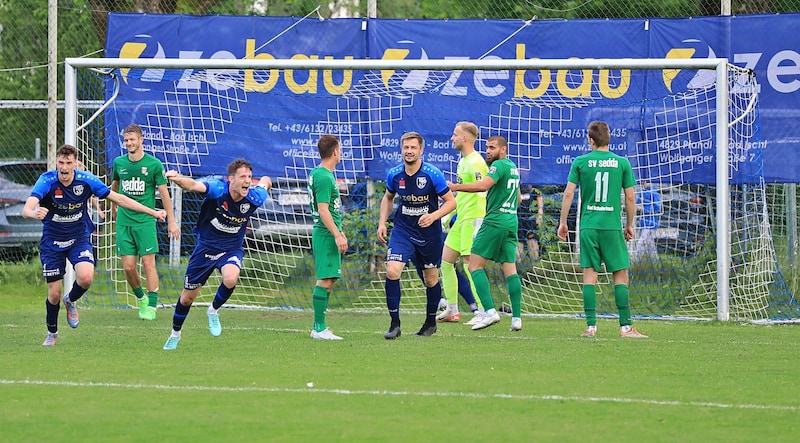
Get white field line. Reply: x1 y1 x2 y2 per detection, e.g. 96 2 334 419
1 378 797 412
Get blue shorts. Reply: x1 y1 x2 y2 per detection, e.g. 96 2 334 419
386 227 443 270
184 244 244 290
39 237 95 283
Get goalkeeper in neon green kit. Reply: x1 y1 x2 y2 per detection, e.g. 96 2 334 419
437 121 488 326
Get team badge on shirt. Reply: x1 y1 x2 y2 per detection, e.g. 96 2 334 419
141 167 148 176
240 202 251 213
74 185 84 196
416 177 427 188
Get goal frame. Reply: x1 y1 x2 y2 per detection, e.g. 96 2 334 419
64 56 733 320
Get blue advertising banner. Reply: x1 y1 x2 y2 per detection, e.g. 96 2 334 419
104 13 800 184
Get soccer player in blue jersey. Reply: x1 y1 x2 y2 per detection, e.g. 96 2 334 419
377 131 456 339
161 159 272 350
22 144 167 346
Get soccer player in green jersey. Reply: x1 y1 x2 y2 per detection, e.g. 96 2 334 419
307 134 348 340
437 121 488 325
111 124 180 321
449 135 523 331
557 121 648 338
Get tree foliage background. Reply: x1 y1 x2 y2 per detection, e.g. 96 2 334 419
0 0 798 158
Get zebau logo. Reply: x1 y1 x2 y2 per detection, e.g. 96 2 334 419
119 34 166 92
379 40 633 100
663 39 717 92
380 40 430 90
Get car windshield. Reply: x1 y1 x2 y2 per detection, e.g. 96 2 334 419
0 163 46 186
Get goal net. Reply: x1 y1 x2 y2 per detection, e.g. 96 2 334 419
65 57 798 322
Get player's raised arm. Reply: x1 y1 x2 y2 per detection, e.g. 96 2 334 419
105 191 167 222
164 170 208 193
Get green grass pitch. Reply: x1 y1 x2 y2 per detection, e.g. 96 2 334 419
1 299 799 442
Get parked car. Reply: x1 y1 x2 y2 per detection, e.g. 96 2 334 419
0 160 48 259
247 177 314 244
651 185 709 256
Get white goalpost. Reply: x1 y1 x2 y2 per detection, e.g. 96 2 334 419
63 56 797 322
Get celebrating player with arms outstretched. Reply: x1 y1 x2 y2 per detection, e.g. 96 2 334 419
23 144 166 346
161 159 272 350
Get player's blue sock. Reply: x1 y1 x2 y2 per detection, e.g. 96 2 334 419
385 278 401 322
425 282 441 324
67 281 88 302
45 298 59 333
171 298 191 332
455 267 477 306
212 283 235 310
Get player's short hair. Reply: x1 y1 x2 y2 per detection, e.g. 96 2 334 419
123 123 143 137
487 135 508 148
317 134 340 159
401 131 424 148
457 121 479 140
56 144 78 160
588 121 611 147
227 158 253 177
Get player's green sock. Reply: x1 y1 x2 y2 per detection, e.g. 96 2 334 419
148 290 158 308
506 274 522 317
470 269 494 310
312 285 329 332
583 284 597 327
615 284 632 327
133 286 145 299
463 263 483 309
440 260 458 305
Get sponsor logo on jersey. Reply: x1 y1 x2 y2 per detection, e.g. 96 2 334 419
53 239 76 248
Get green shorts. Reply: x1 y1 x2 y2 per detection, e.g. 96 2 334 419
444 216 482 256
579 229 630 272
116 223 159 257
470 221 517 264
312 228 342 280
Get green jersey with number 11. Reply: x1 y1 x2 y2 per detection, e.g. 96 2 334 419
567 150 635 230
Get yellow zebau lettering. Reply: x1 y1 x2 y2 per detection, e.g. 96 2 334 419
244 39 279 92
243 40 353 95
514 43 631 99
